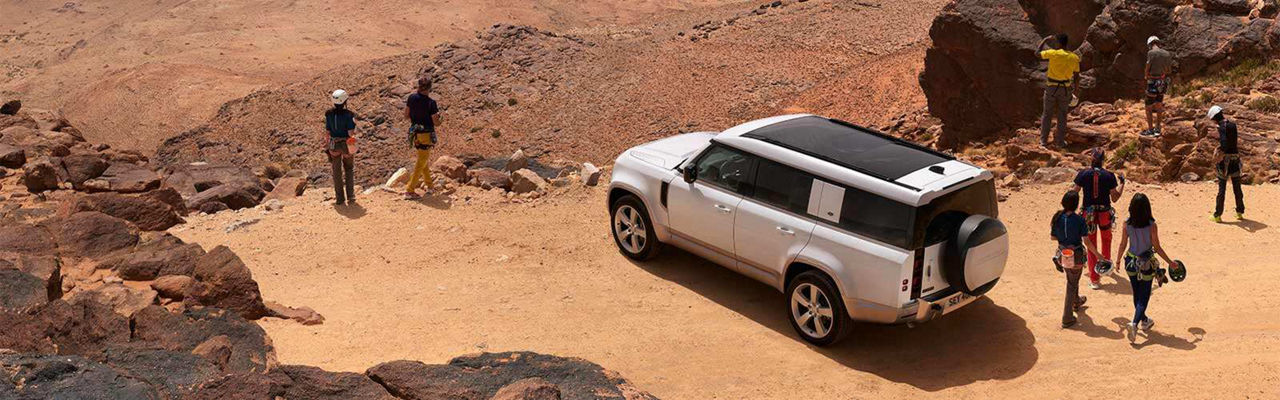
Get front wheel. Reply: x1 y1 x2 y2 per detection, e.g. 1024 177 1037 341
610 195 662 261
786 271 852 346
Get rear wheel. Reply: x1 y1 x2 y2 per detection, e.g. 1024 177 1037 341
610 195 661 260
786 271 852 346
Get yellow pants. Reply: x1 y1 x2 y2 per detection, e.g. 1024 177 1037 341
406 133 434 192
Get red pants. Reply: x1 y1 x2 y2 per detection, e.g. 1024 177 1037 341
1085 212 1113 283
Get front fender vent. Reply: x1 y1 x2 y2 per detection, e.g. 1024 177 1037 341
660 182 670 208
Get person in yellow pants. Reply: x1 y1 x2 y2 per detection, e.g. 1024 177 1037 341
403 77 441 199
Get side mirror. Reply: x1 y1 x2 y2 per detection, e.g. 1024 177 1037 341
682 166 697 183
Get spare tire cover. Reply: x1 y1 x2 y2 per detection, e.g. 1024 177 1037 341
944 215 1009 296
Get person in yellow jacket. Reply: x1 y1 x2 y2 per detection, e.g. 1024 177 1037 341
403 77 442 199
1038 33 1081 148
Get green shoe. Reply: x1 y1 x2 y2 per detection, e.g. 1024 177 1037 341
1236 212 1244 220
1211 215 1222 223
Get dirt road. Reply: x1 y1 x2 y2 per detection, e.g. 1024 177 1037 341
175 182 1280 399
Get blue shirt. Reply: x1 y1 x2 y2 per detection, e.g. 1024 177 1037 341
325 109 356 138
406 92 439 131
1074 168 1117 208
1052 212 1088 247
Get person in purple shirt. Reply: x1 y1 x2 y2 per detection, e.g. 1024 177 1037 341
1072 147 1125 289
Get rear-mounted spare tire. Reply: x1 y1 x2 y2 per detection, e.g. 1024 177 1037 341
943 215 1009 296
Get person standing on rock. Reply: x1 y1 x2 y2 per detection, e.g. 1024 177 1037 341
1038 33 1081 148
1208 105 1245 222
1142 36 1174 137
1073 147 1125 290
404 77 442 200
1050 191 1100 328
325 89 358 206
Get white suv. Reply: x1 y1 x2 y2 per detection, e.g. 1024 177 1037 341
608 115 1009 345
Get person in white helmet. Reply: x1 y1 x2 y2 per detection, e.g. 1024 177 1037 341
1142 36 1174 137
1207 105 1245 222
325 89 358 205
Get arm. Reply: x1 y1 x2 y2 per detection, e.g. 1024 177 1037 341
1114 227 1129 266
1111 177 1125 202
403 106 412 121
1081 233 1101 259
1150 223 1175 265
1144 61 1151 79
1038 36 1053 53
1071 71 1081 96
431 113 442 128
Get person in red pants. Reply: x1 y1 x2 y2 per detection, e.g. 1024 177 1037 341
1073 148 1125 289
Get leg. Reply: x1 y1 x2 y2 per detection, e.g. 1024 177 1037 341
343 156 355 202
1086 229 1100 282
405 148 430 193
1214 175 1227 218
1054 89 1070 145
1154 104 1164 132
330 155 345 204
1144 103 1153 132
1232 163 1245 215
1040 89 1054 145
1133 278 1153 324
1098 227 1113 278
1063 267 1081 325
419 148 434 191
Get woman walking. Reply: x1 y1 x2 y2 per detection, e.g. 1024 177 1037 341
1114 193 1178 343
1050 191 1100 328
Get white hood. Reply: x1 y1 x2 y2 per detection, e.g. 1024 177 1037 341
628 132 716 169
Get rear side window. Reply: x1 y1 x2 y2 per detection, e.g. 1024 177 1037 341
838 186 915 249
750 159 812 214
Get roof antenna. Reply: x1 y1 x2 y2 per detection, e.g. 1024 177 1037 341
929 165 946 175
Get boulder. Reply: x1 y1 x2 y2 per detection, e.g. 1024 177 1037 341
1205 0 1253 15
68 284 157 318
198 201 230 214
0 298 131 355
0 143 25 168
130 306 275 373
269 365 397 400
0 270 48 311
140 187 188 215
64 192 184 231
265 301 325 325
185 182 265 211
0 354 159 399
0 223 57 255
187 372 285 399
152 275 195 300
1031 167 1078 184
491 378 563 400
162 163 262 198
432 155 469 181
86 163 162 193
1 254 62 301
60 153 108 187
511 168 549 194
582 162 602 186
1003 142 1055 170
504 149 529 172
187 246 269 320
468 167 513 190
264 176 307 201
22 158 60 192
367 352 657 400
191 335 234 370
49 212 140 259
0 99 19 115
384 167 410 188
99 345 223 398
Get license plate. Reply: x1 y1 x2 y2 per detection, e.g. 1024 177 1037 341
941 292 975 313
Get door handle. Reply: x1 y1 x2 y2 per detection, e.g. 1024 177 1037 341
776 226 795 236
714 204 732 213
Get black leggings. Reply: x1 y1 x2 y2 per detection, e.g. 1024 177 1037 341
1214 159 1244 216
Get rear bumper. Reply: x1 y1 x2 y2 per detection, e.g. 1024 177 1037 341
897 288 980 324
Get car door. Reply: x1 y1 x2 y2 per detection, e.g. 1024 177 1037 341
667 144 754 257
734 159 816 283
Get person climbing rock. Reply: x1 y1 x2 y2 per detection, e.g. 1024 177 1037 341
325 89 358 206
1037 33 1081 148
1073 147 1125 290
1050 191 1100 329
1142 36 1174 137
1208 105 1245 222
404 77 442 200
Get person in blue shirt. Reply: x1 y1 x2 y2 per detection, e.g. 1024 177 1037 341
1072 147 1125 290
324 89 358 206
1050 191 1101 328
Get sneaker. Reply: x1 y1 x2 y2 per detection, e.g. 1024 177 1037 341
1089 281 1101 290
1140 318 1155 331
1211 214 1222 223
1127 323 1138 343
1237 212 1245 220
1074 296 1088 310
403 191 421 200
1062 320 1078 329
1139 129 1154 137
1154 127 1162 137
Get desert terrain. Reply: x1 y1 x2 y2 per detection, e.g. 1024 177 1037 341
172 181 1280 399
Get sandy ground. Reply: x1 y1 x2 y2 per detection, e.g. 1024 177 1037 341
174 181 1280 399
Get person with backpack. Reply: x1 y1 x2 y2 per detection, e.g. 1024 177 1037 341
1037 33 1081 148
1073 148 1125 290
1208 105 1245 223
403 77 442 200
1114 193 1178 343
324 89 358 205
1050 191 1101 328
1142 36 1174 137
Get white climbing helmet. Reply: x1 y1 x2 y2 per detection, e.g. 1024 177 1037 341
331 89 349 105
1207 105 1223 120
1147 36 1160 47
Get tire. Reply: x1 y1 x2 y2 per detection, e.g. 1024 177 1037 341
786 270 852 346
610 194 662 261
943 214 1008 296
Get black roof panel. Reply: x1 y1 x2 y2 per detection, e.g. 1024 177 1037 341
742 116 953 181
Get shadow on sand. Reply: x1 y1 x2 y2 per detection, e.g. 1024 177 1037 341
1112 317 1206 350
333 202 368 219
630 248 1039 392
1222 218 1267 233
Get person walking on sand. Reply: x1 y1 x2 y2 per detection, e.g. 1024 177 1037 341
1073 147 1125 290
1142 36 1174 137
325 89 358 206
1114 193 1178 343
1050 191 1101 328
1038 33 1081 148
403 77 442 200
1208 105 1245 223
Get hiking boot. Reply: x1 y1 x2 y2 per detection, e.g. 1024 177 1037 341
1062 319 1077 329
1140 318 1155 331
1127 323 1138 343
1211 214 1222 223
1236 212 1245 220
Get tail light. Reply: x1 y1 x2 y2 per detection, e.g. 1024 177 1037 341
910 248 924 300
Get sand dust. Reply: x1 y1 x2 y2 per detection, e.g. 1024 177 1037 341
174 181 1280 399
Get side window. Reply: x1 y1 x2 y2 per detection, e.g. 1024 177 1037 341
751 159 813 214
839 187 914 249
694 145 754 193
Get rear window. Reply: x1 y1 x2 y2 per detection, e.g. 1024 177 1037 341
835 179 997 250
838 186 915 249
915 179 999 248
